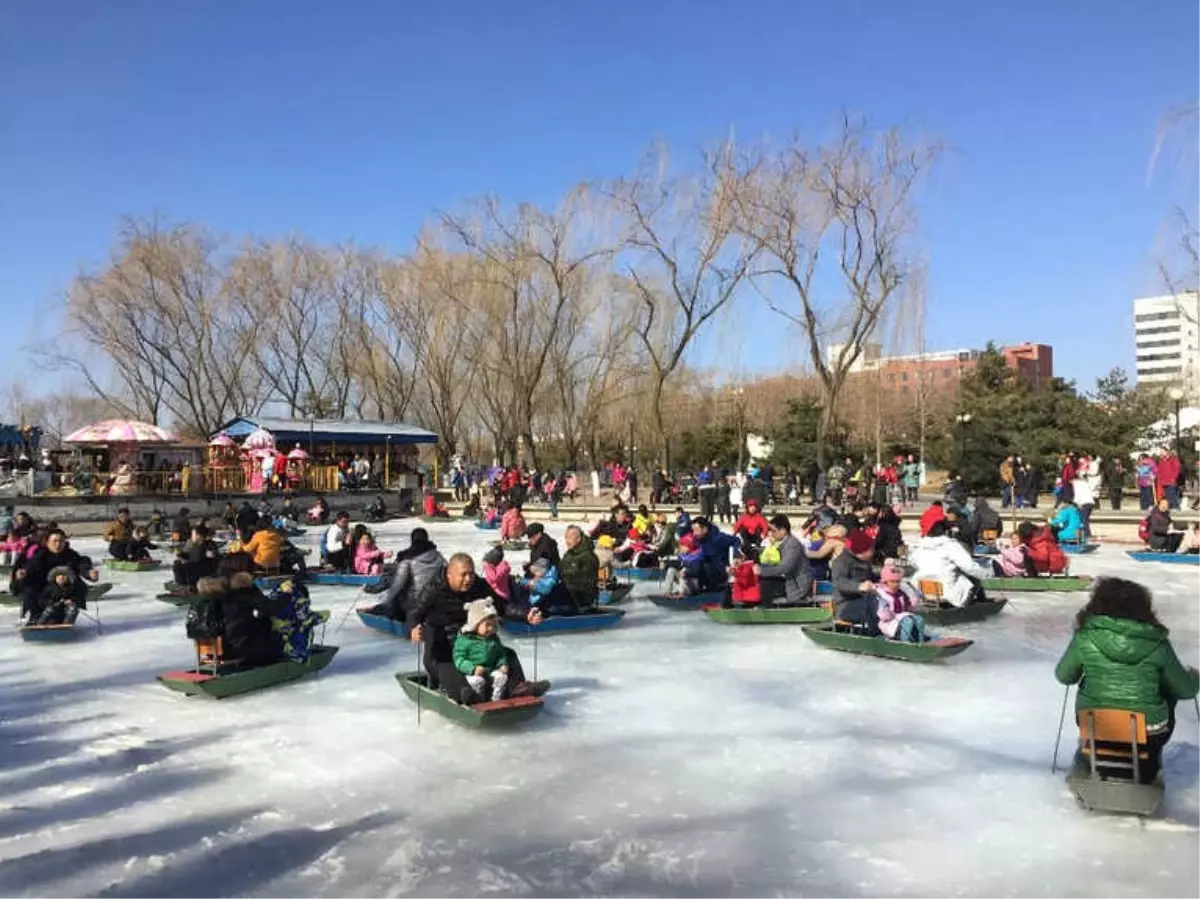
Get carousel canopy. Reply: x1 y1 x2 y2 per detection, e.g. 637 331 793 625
241 427 276 451
209 432 237 448
287 446 310 459
215 416 438 446
65 419 177 445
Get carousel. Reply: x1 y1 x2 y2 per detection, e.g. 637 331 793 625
242 427 276 493
207 432 242 492
63 419 178 496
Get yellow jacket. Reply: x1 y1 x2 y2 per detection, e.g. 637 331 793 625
103 519 133 543
243 528 282 570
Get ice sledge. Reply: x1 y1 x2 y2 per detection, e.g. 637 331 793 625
20 623 79 642
974 544 999 556
474 520 500 530
490 540 529 552
0 582 113 607
981 576 1092 592
1066 709 1164 816
647 590 723 610
356 609 409 638
704 604 832 625
157 641 338 699
500 608 625 636
612 567 665 582
1061 543 1100 555
395 671 544 729
813 580 834 596
103 559 161 572
305 571 385 587
1125 551 1199 566
420 515 452 523
800 622 973 662
253 575 291 591
596 584 633 605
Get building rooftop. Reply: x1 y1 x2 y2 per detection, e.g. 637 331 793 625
214 417 438 446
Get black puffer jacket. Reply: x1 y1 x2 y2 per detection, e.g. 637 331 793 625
830 552 879 634
219 573 280 666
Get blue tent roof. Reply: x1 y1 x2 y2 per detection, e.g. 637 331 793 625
214 417 438 446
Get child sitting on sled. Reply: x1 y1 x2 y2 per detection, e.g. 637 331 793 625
125 526 158 562
36 566 81 626
266 579 322 662
453 599 512 704
482 501 500 527
0 527 28 567
663 533 704 596
482 546 512 601
994 529 1039 577
876 559 925 643
354 531 388 576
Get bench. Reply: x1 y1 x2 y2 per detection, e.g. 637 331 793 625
980 528 999 543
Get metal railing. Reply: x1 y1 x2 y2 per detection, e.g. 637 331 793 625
41 465 344 496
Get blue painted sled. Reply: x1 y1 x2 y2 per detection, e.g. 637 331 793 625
1061 543 1100 555
306 571 386 587
613 567 666 582
356 609 409 638
500 608 626 636
1125 551 1199 566
597 584 634 605
813 580 834 596
474 520 500 531
20 623 79 642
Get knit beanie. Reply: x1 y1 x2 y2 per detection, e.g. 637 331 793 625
483 546 504 567
47 565 75 584
461 598 498 633
846 529 875 555
880 559 903 583
530 557 551 575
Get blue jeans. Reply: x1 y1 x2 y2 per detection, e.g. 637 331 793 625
1001 485 1012 508
1139 486 1154 510
548 496 558 519
1165 485 1181 509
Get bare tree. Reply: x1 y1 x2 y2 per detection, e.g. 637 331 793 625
738 118 940 465
442 187 610 468
607 142 756 465
54 218 266 435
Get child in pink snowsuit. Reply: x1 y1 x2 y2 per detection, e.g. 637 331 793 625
482 546 512 601
499 506 527 541
353 533 387 576
0 529 27 567
876 559 925 642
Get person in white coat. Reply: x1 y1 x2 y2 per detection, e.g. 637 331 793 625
1071 473 1096 538
910 520 994 607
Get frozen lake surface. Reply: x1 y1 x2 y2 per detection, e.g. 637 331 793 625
1 517 1197 897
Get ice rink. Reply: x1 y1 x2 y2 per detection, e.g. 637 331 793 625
1 517 1197 897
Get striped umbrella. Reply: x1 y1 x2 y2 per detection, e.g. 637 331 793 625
209 432 237 448
64 419 177 445
242 428 276 451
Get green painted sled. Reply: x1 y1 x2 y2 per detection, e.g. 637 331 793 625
919 598 1007 626
491 540 529 551
395 671 544 729
801 622 973 663
156 644 338 699
104 559 162 572
1 582 113 607
704 604 832 625
981 576 1092 592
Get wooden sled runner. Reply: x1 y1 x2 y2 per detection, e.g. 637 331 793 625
157 638 338 699
395 671 544 729
801 622 973 663
1066 709 1164 816
981 576 1092 592
356 609 409 638
704 604 831 625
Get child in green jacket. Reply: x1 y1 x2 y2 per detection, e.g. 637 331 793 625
453 599 512 704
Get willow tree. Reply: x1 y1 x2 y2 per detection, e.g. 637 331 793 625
737 118 940 466
607 142 757 467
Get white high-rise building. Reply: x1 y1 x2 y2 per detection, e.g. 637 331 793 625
1133 291 1200 398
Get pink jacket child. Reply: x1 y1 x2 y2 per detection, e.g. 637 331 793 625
353 536 387 576
0 532 28 567
875 559 925 642
997 535 1032 578
482 549 512 601
499 507 527 541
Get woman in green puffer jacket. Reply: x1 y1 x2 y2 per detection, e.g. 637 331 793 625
1055 577 1198 778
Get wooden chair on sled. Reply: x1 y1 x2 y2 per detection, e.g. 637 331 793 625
1066 708 1164 816
918 579 950 609
979 528 999 545
196 636 241 675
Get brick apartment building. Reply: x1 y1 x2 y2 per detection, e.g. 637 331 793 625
830 342 1054 399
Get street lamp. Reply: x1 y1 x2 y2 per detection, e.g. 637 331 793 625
1168 387 1184 459
954 413 972 474
733 387 746 473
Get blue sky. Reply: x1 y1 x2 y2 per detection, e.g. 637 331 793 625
2 0 1196 391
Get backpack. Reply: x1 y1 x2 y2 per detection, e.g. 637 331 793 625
1137 517 1150 543
185 598 223 640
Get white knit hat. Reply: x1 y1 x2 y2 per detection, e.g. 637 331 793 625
461 598 498 633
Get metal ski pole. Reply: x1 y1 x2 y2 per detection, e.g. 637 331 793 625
533 632 539 682
332 591 361 634
1051 685 1070 773
415 641 422 727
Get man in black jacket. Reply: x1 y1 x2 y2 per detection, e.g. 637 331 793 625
525 523 560 573
408 553 549 703
1147 498 1184 552
235 502 259 536
18 529 99 621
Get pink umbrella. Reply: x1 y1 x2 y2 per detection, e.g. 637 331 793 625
65 419 177 445
209 433 236 448
287 446 310 460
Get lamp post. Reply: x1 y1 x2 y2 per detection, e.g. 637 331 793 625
733 387 746 473
1168 387 1184 459
954 413 972 474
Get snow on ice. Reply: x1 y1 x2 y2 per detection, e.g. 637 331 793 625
0 518 1196 897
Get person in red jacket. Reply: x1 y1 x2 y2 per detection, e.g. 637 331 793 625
729 558 761 606
919 501 946 537
1023 522 1068 575
1157 452 1183 509
734 498 769 553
